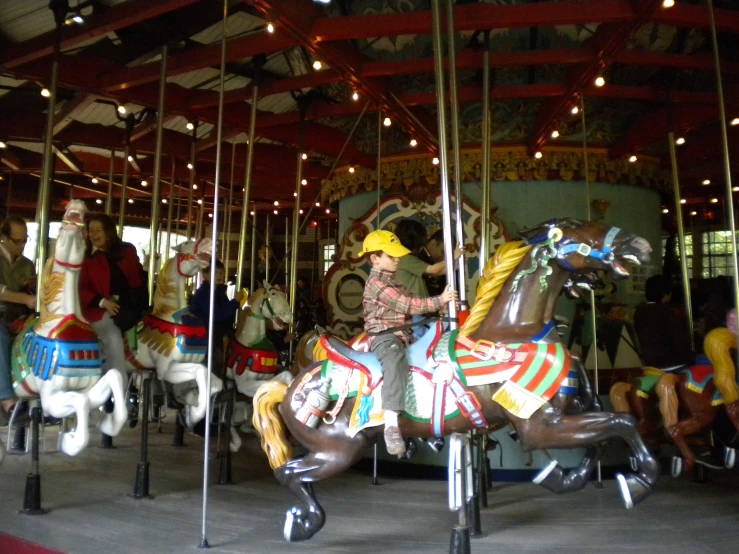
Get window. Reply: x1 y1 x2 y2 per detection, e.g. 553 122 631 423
702 231 738 278
322 243 336 276
662 234 694 279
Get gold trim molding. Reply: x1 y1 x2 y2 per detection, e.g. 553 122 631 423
321 147 669 203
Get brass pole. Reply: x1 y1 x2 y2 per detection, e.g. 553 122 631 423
236 87 259 291
479 31 491 268
105 149 115 215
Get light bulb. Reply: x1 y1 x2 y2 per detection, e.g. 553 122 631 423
187 163 194 170
732 118 739 126
595 76 605 87
711 198 718 203
186 122 194 131
680 199 686 204
352 91 359 101
410 139 417 147
662 0 675 7
629 155 637 163
128 198 134 204
0 140 6 148
690 211 697 216
141 180 148 187
551 130 560 139
534 151 543 159
267 22 274 33
325 209 330 214
734 187 739 192
197 199 203 205
273 210 278 215
302 153 308 160
91 177 98 184
96 198 103 204
313 60 322 70
432 157 439 165
349 166 355 173
301 179 307 185
162 199 167 204
571 106 579 115
250 211 255 216
274 200 279 206
41 88 50 98
193 183 198 190
117 105 126 114
383 117 391 127
703 179 711 185
209 213 213 218
676 137 685 145
316 202 320 207
294 192 297 197
299 209 304 214
127 155 134 162
662 208 668 214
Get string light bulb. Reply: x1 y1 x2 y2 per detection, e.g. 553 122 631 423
209 213 213 218
410 139 417 147
117 105 126 114
302 153 308 160
383 117 391 127
432 157 439 165
294 192 297 197
662 0 675 7
162 199 167 204
301 179 307 185
551 130 560 139
571 106 579 115
349 166 355 173
662 208 669 214
534 151 543 159
186 121 195 131
629 155 637 163
711 198 719 203
267 22 274 33
96 198 103 204
325 209 330 214
273 210 278 215
0 140 6 148
128 198 134 204
197 199 203 205
676 137 685 145
141 180 148 187
352 91 359 101
91 177 98 184
274 200 279 206
193 183 198 190
187 162 194 170
595 76 605 87
734 187 739 192
299 209 304 214
250 211 255 216
41 88 50 98
732 118 739 126
703 179 711 185
313 60 322 70
690 211 697 216
127 155 134 162
680 199 686 204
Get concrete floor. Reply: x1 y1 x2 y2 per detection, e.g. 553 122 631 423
1 422 738 554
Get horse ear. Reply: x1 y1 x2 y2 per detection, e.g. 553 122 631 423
262 280 269 290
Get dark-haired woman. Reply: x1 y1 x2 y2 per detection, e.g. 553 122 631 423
79 214 147 373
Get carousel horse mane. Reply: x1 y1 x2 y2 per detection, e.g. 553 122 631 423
153 258 177 318
459 240 532 337
38 256 65 326
705 327 739 405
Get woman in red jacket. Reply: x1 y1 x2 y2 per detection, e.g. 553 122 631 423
79 214 147 373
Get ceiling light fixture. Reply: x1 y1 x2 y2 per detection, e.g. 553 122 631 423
349 166 355 173
432 157 439 165
267 22 274 33
571 106 579 115
676 137 685 145
117 105 126 115
534 151 543 159
551 130 560 139
352 91 359 101
711 198 719 203
662 208 669 214
186 121 195 131
629 155 637 163
41 88 50 98
410 139 417 147
0 140 6 149
91 177 98 184
301 179 307 185
187 163 194 170
703 179 711 185
313 60 322 70
96 198 103 204
680 199 686 204
302 153 308 160
383 117 391 127
128 198 134 204
662 0 675 7
594 76 605 87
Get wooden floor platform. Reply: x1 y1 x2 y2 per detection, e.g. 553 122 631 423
1 422 738 554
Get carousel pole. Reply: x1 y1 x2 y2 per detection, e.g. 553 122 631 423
164 158 176 258
187 126 197 240
250 204 257 293
118 133 131 236
288 110 306 368
580 97 603 489
446 0 468 310
236 86 259 292
200 1 229 546
105 149 115 215
174 177 183 245
225 141 236 277
431 0 458 327
377 110 382 229
196 194 204 240
285 216 290 287
708 0 739 344
34 0 65 294
147 41 168 305
479 31 492 267
265 210 270 282
668 130 695 351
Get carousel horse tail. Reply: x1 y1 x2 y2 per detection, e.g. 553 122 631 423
655 373 680 429
610 382 633 414
705 328 739 406
253 380 292 470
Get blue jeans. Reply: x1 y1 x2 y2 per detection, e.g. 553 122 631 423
0 325 14 401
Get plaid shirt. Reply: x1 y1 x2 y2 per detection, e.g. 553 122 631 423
363 268 443 345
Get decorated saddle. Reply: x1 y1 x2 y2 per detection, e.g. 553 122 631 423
12 314 103 392
293 321 577 437
226 336 279 377
133 310 208 358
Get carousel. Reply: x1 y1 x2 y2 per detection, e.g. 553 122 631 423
1 1 739 553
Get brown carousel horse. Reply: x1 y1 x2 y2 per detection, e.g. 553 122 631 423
611 327 739 475
254 218 659 542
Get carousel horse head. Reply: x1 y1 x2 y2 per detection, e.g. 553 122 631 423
519 218 651 281
53 199 88 271
250 281 292 330
173 238 212 277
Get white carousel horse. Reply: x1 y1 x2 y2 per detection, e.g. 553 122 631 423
225 282 293 450
126 239 222 427
12 200 128 456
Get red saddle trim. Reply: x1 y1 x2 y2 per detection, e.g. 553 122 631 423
49 314 97 341
143 314 206 340
226 340 279 376
320 335 381 390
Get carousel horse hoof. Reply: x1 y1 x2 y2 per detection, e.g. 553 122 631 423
724 447 736 469
425 437 445 453
402 438 417 460
283 507 316 542
671 456 683 478
60 432 85 457
615 473 651 509
532 460 560 491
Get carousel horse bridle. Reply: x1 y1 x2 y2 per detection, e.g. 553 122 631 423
249 289 278 321
525 221 622 272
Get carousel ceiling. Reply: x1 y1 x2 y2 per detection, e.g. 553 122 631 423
0 0 738 225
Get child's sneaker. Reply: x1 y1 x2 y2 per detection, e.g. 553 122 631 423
384 426 406 456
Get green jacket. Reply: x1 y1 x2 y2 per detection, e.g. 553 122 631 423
0 249 35 327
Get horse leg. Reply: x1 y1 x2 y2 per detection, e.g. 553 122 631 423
514 408 659 508
86 369 128 437
533 446 601 494
39 384 90 456
666 413 715 475
158 361 223 427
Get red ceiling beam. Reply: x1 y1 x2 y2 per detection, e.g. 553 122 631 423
99 32 298 92
529 0 664 153
612 50 739 77
0 0 201 69
310 0 635 42
652 2 739 34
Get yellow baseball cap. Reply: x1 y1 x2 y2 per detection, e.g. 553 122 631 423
358 230 411 258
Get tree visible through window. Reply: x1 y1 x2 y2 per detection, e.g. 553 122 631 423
323 243 336 276
702 231 738 278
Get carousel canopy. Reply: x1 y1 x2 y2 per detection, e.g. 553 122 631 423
0 0 737 224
